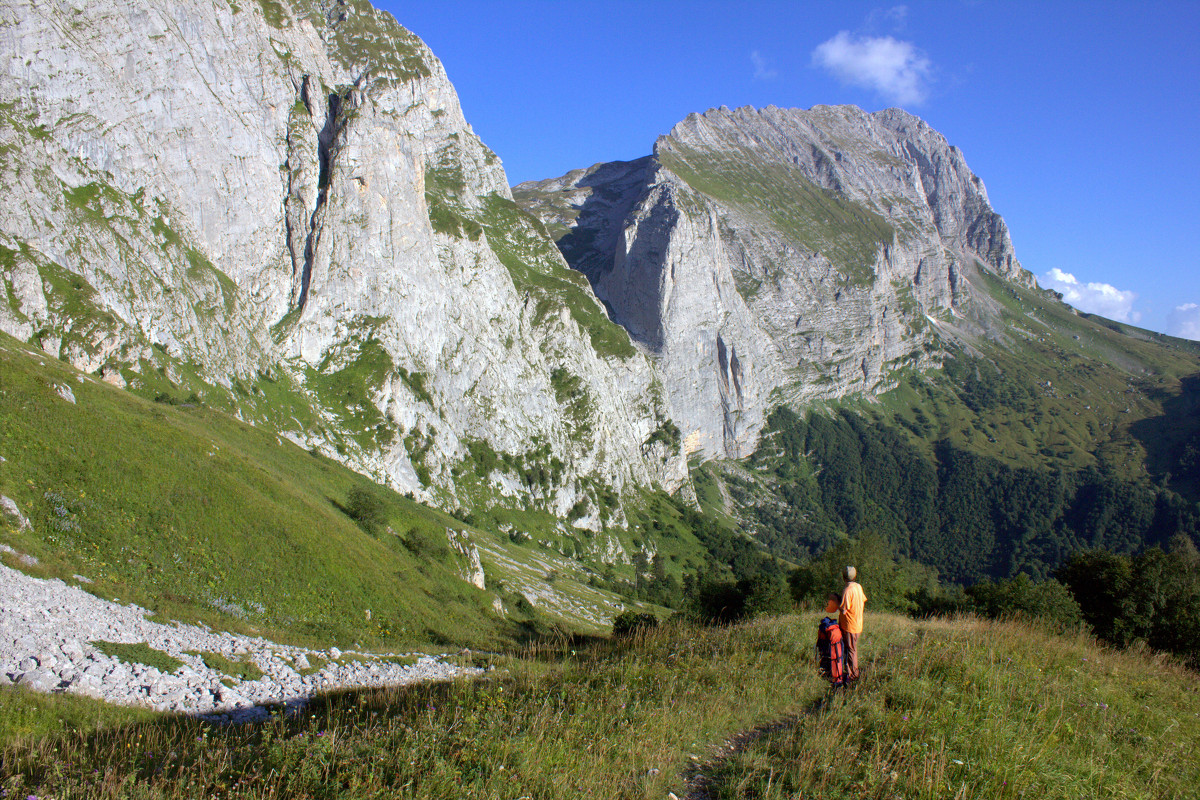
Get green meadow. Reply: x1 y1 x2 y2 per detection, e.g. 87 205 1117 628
1 613 1196 798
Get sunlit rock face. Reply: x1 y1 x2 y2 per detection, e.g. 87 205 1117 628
0 0 686 507
516 104 1031 458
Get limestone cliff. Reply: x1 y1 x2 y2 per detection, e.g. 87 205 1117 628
0 0 686 510
515 104 1036 459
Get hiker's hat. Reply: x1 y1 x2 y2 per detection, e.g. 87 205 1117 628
844 565 856 581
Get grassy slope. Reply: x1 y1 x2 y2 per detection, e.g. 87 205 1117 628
657 140 893 287
0 331 693 645
1 613 1195 798
706 615 1199 800
880 266 1200 484
0 332 573 651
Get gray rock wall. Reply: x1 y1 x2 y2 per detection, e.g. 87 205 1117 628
517 104 1035 459
0 0 686 506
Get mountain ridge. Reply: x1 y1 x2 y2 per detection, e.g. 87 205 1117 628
516 102 1041 460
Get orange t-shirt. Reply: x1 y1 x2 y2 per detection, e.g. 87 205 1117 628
839 582 867 634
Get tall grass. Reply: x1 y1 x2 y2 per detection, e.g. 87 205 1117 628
705 615 1200 800
3 613 1196 799
1 617 822 798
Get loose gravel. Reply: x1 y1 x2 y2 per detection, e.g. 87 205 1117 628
0 560 483 723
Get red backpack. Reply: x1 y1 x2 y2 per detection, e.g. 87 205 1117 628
816 617 845 687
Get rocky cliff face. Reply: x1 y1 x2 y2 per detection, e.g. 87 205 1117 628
0 0 686 511
516 104 1035 459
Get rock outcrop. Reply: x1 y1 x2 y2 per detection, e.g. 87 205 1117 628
516 104 1035 458
0 0 686 507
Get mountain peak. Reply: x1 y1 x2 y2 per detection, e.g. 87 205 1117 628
522 105 1037 458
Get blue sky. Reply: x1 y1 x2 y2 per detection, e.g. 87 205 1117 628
381 1 1200 339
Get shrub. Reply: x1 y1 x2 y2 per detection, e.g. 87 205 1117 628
1057 538 1200 666
611 611 659 637
964 574 1084 630
346 485 387 534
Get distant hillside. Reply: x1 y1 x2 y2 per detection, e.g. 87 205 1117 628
719 268 1200 582
518 105 1200 582
515 104 1034 460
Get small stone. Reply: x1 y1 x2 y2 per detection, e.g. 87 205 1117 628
60 639 85 663
16 668 59 692
0 496 32 531
67 677 103 699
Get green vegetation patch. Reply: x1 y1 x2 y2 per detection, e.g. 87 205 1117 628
254 0 288 28
189 651 264 682
2 235 124 360
90 641 184 674
322 0 431 80
480 194 636 359
305 326 397 451
295 654 326 676
548 366 594 440
659 140 893 286
644 417 682 453
0 682 154 746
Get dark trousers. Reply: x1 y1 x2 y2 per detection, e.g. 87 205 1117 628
841 630 859 680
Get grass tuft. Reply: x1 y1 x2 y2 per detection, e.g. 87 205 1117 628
90 642 184 675
188 651 265 683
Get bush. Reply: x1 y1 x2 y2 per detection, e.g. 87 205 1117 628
964 574 1083 631
1057 537 1200 666
789 533 939 612
346 485 387 534
687 579 748 624
401 526 451 562
739 573 793 617
611 611 659 637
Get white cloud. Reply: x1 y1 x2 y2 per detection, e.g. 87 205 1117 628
811 31 932 105
1042 267 1141 323
866 5 909 32
1168 302 1200 340
751 50 777 81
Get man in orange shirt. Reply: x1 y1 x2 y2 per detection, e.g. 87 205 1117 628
839 565 867 681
